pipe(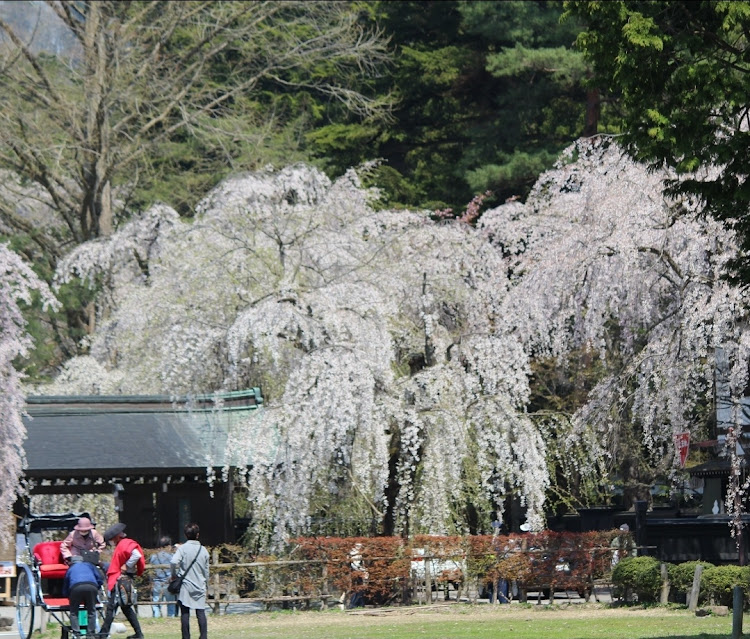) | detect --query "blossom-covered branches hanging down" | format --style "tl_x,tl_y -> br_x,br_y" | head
190,165 -> 549,543
0,243 -> 57,545
481,137 -> 747,494
47,163 -> 549,545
